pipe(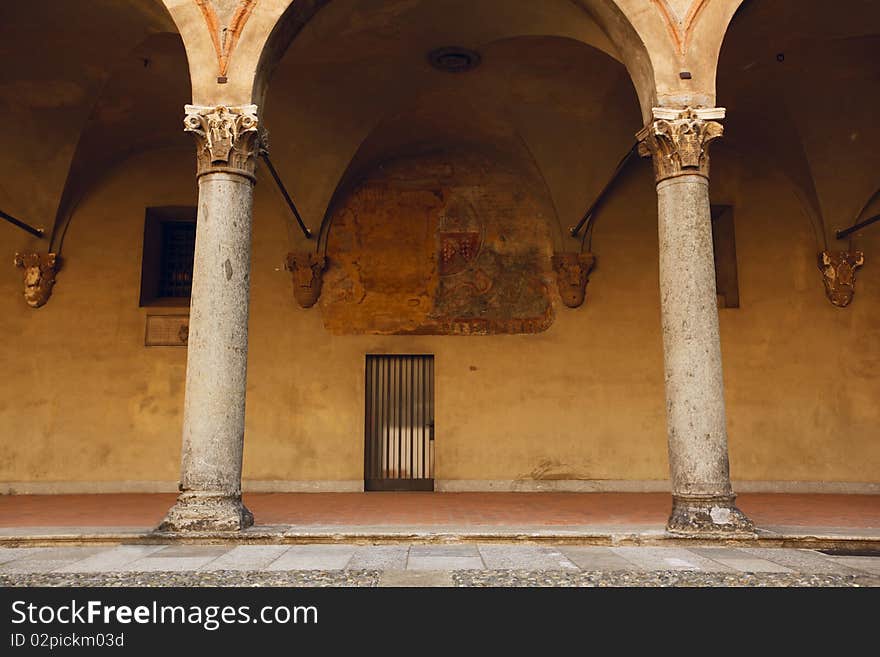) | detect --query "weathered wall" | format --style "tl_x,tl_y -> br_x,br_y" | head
1,0 -> 878,492
321,152 -> 558,336
0,148 -> 193,486
244,154 -> 669,486
711,150 -> 880,483
1,139 -> 879,489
